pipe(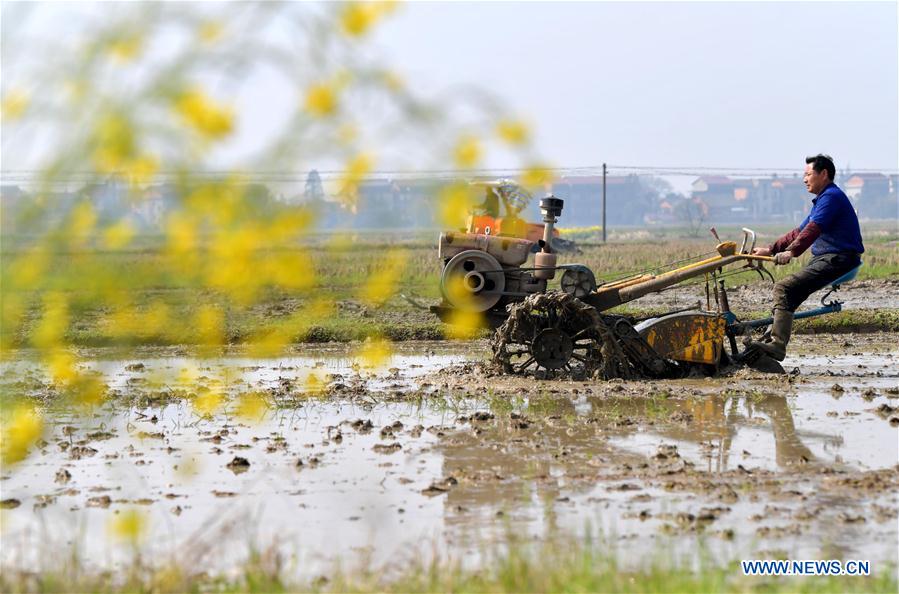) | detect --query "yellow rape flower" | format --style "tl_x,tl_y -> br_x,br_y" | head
337,123 -> 358,145
235,392 -> 267,422
454,135 -> 481,168
0,294 -> 25,354
72,376 -> 106,408
356,337 -> 393,369
107,35 -> 142,63
92,113 -> 136,173
193,391 -> 224,417
32,294 -> 69,349
174,88 -> 234,140
8,247 -> 49,289
269,209 -> 314,241
305,83 -> 338,117
108,509 -> 147,545
140,301 -> 170,339
358,249 -> 407,306
263,253 -> 316,291
69,201 -> 97,247
445,308 -> 486,340
437,182 -> 475,229
380,70 -> 404,93
1,405 -> 44,465
47,350 -> 78,384
521,164 -> 554,188
198,21 -> 224,44
303,372 -> 326,395
196,305 -> 225,347
166,213 -> 197,254
103,220 -> 136,250
496,119 -> 530,146
340,2 -> 391,37
1,89 -> 29,121
126,154 -> 159,186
